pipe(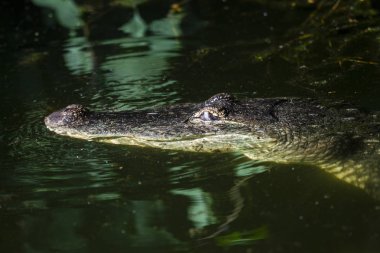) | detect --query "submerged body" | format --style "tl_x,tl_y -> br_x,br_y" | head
45,93 -> 380,199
